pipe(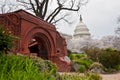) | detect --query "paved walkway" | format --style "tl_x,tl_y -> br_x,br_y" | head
101,73 -> 120,80
58,72 -> 120,80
